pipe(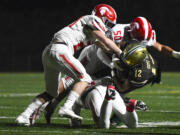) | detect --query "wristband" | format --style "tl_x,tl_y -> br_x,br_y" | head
172,51 -> 180,59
